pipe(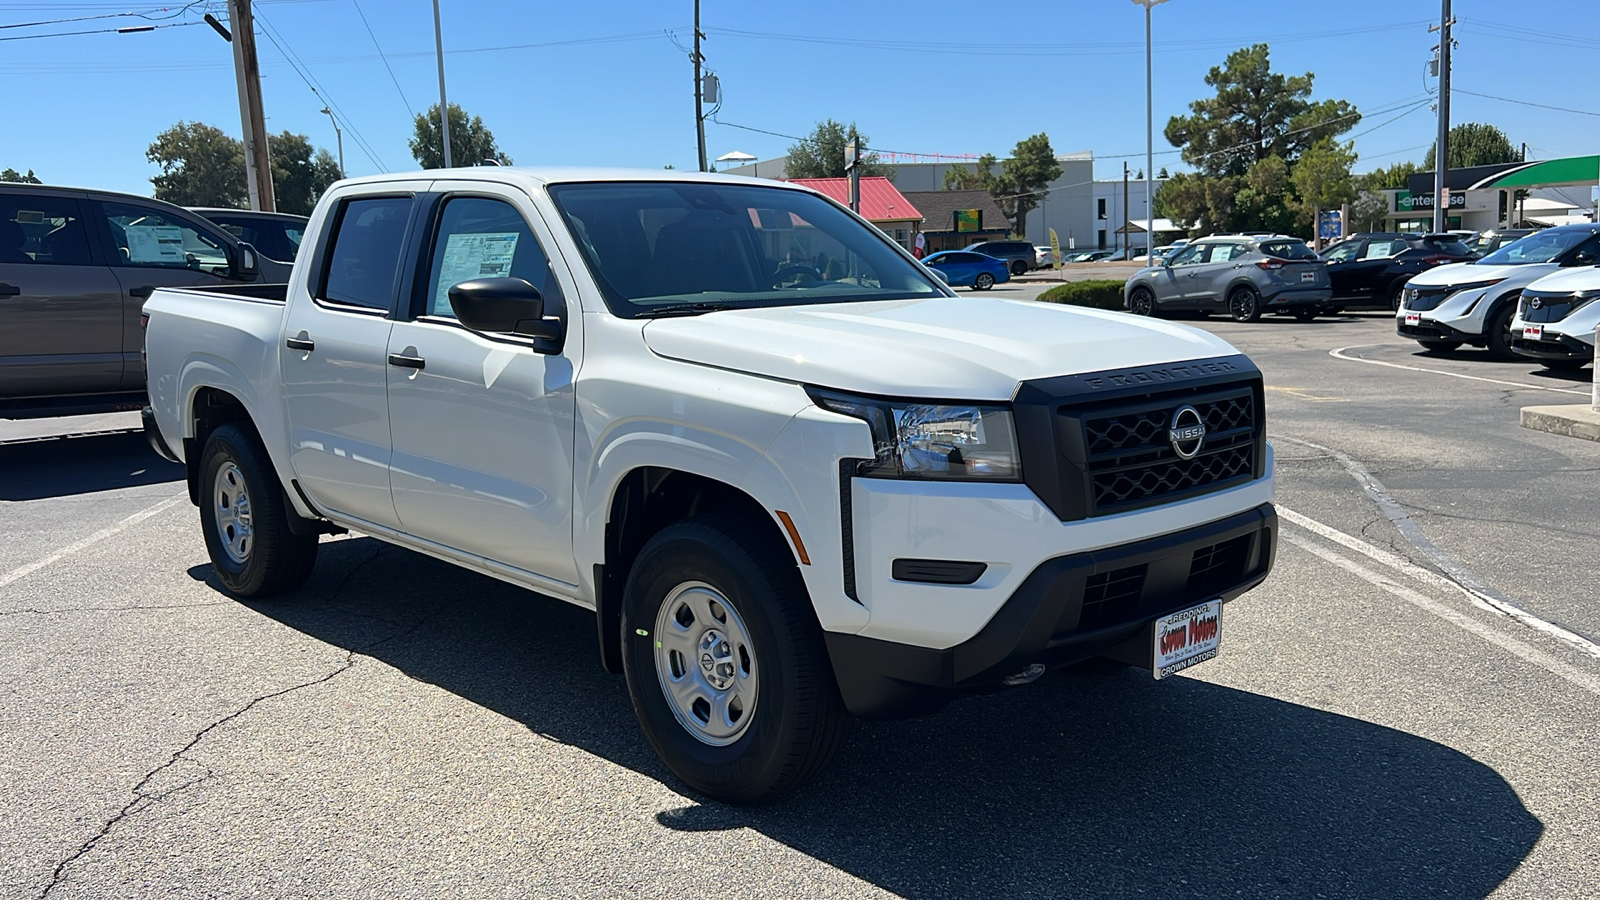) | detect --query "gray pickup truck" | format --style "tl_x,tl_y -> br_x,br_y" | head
0,183 -> 287,419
